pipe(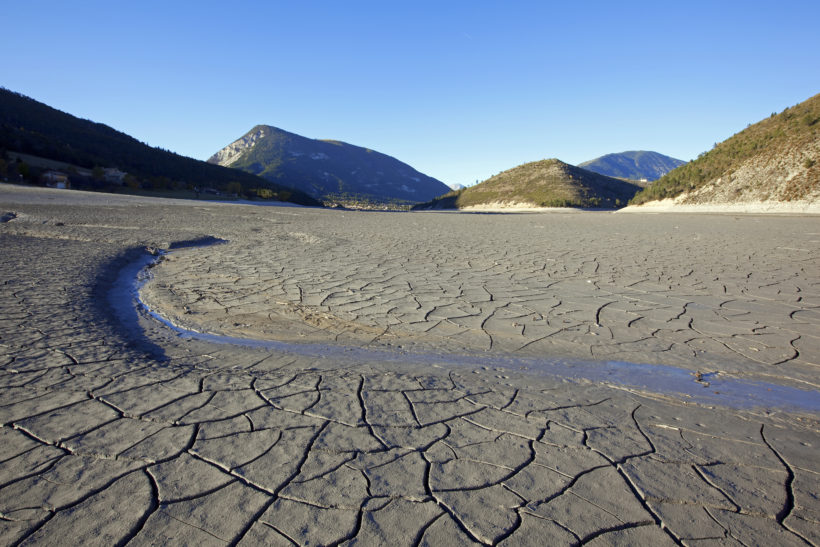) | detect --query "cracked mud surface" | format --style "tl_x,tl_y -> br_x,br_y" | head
142,204 -> 820,391
1,184 -> 819,545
